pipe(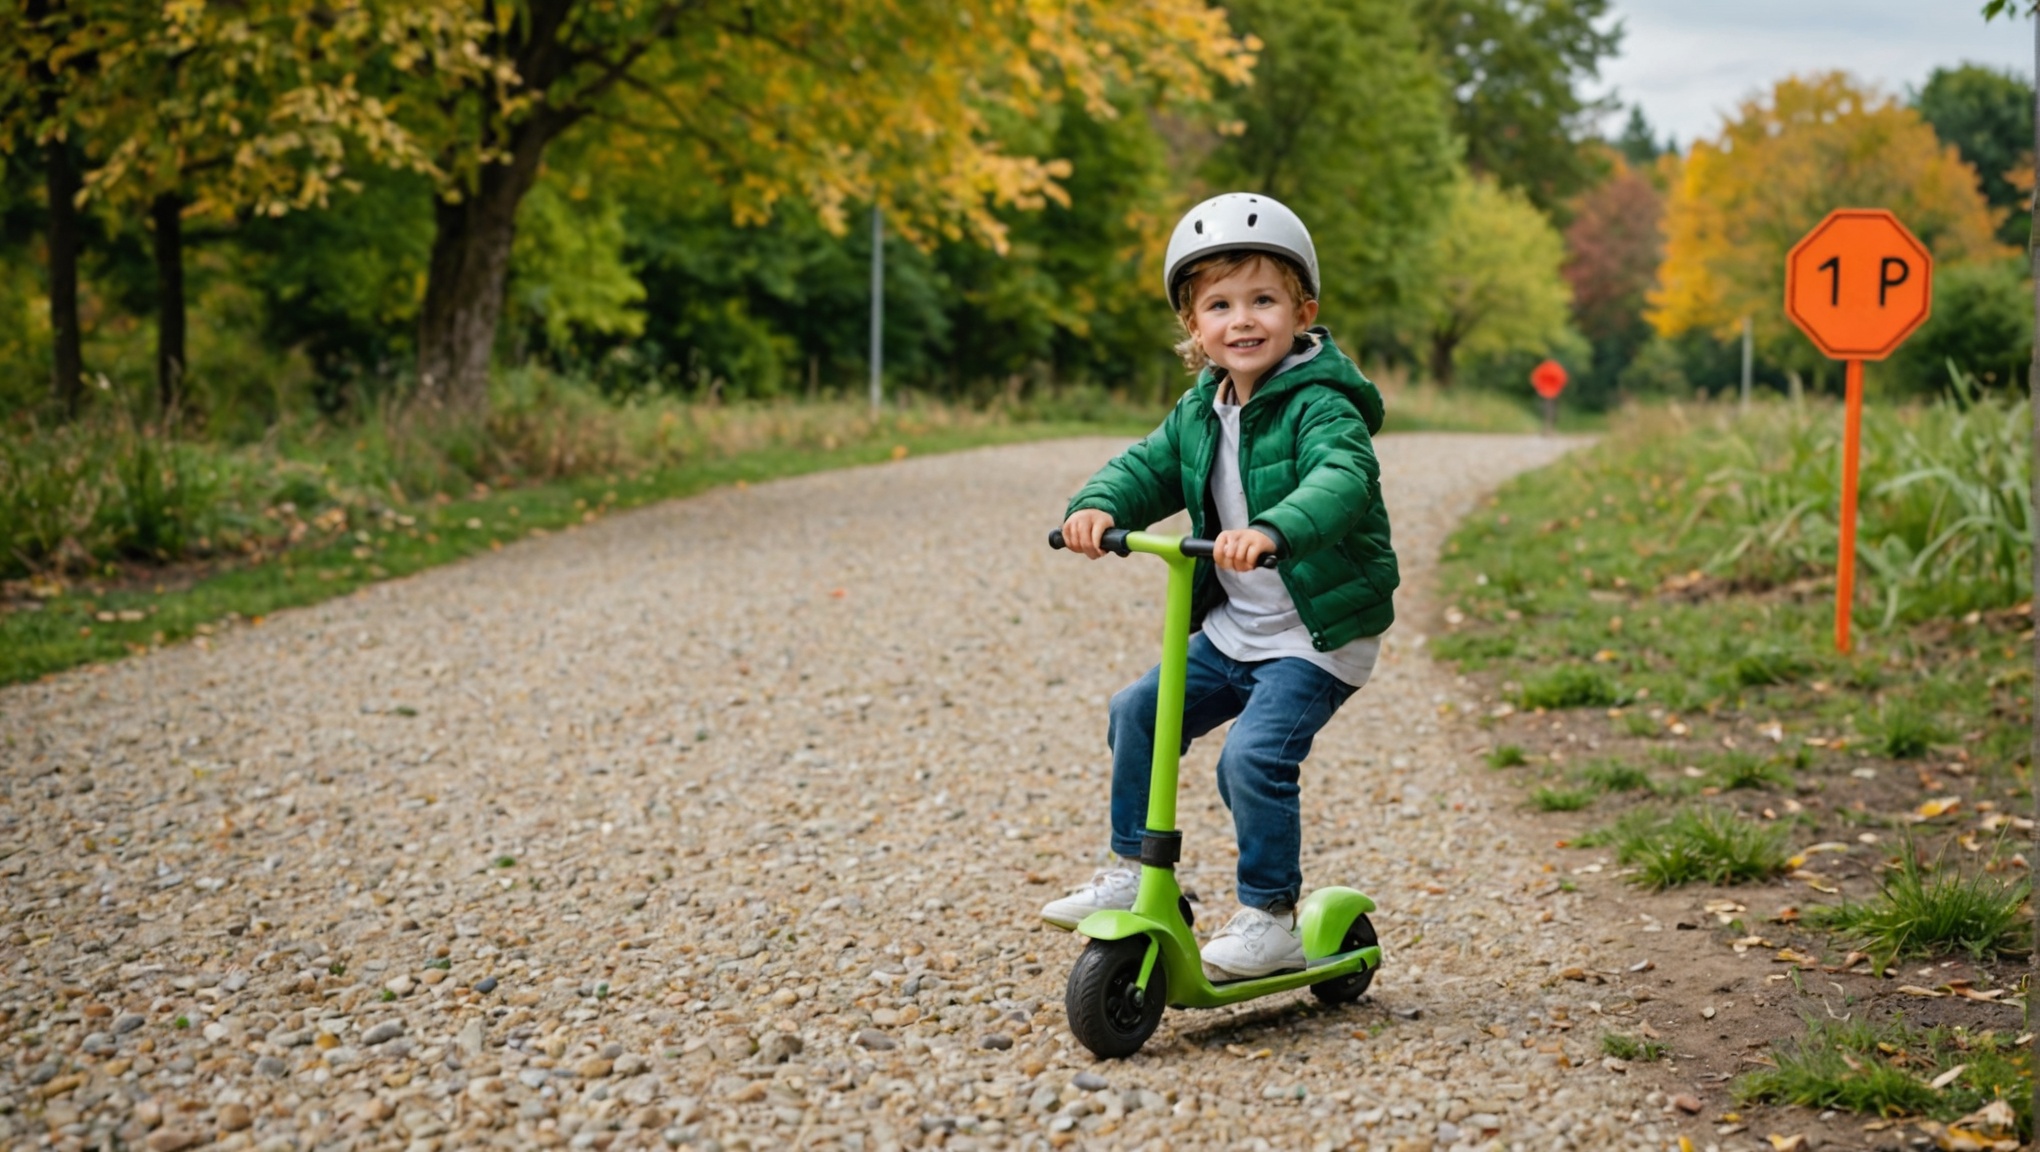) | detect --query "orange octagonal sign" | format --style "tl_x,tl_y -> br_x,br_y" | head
1784,209 -> 1933,361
